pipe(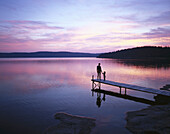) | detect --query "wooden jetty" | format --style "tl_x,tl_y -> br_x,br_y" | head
91,77 -> 170,97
